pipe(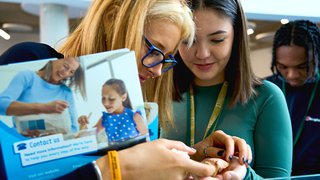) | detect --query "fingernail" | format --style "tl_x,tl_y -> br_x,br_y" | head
188,146 -> 197,152
229,155 -> 233,160
217,150 -> 225,156
242,156 -> 247,163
